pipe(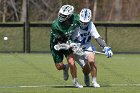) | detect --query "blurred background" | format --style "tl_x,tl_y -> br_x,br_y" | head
0,0 -> 140,53
0,0 -> 140,22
